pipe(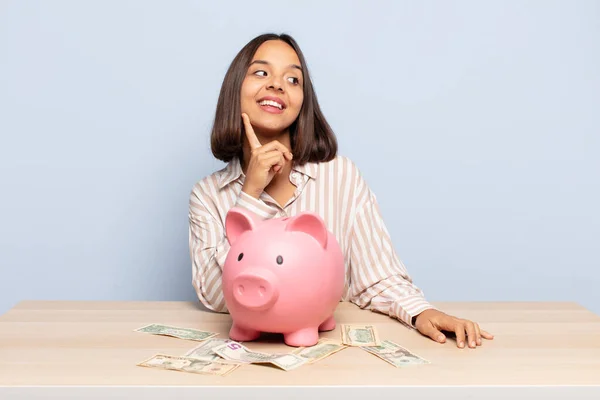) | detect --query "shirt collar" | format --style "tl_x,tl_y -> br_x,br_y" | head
292,160 -> 318,180
217,157 -> 243,189
217,157 -> 318,189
